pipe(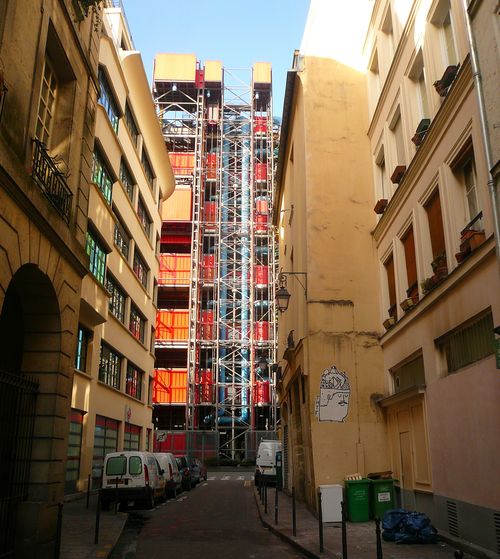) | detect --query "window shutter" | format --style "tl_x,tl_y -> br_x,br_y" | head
402,226 -> 417,289
385,254 -> 397,315
425,190 -> 446,258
